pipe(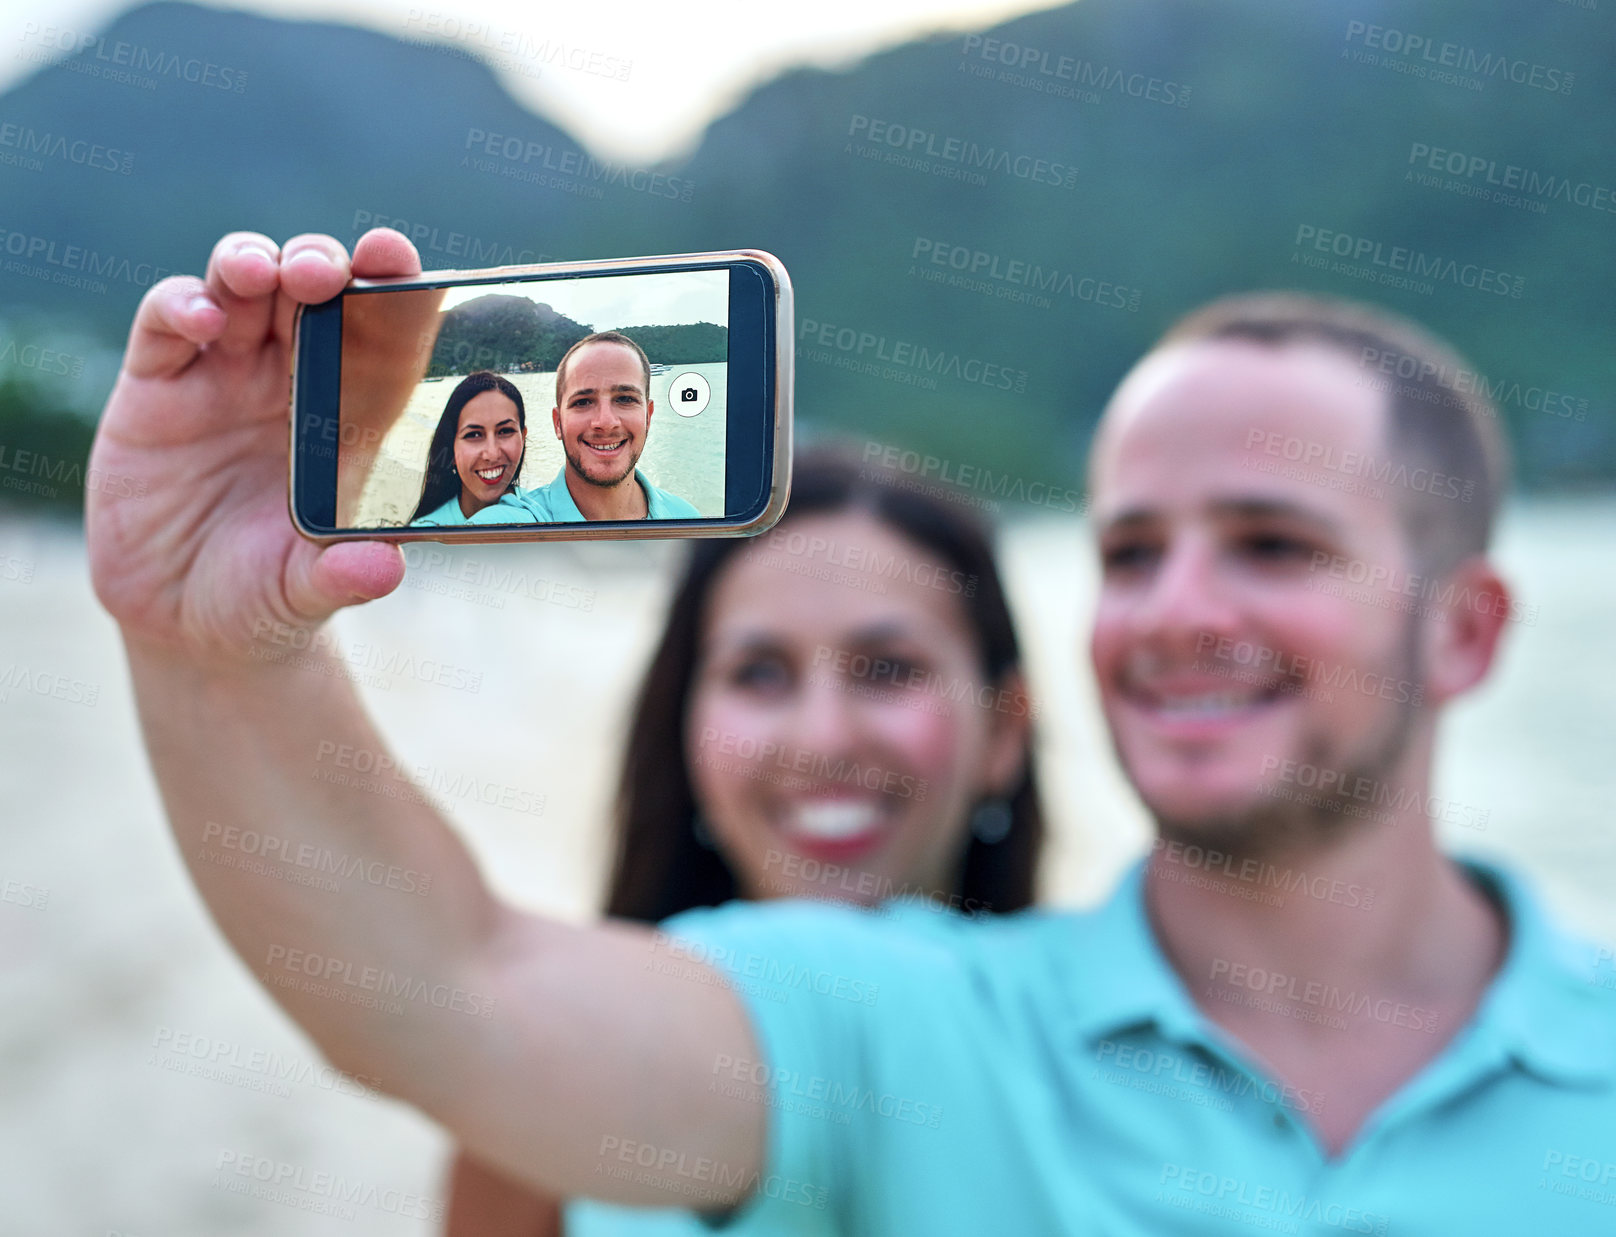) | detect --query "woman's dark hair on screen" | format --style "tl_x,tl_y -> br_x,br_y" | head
606,448 -> 1044,924
408,371 -> 527,523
